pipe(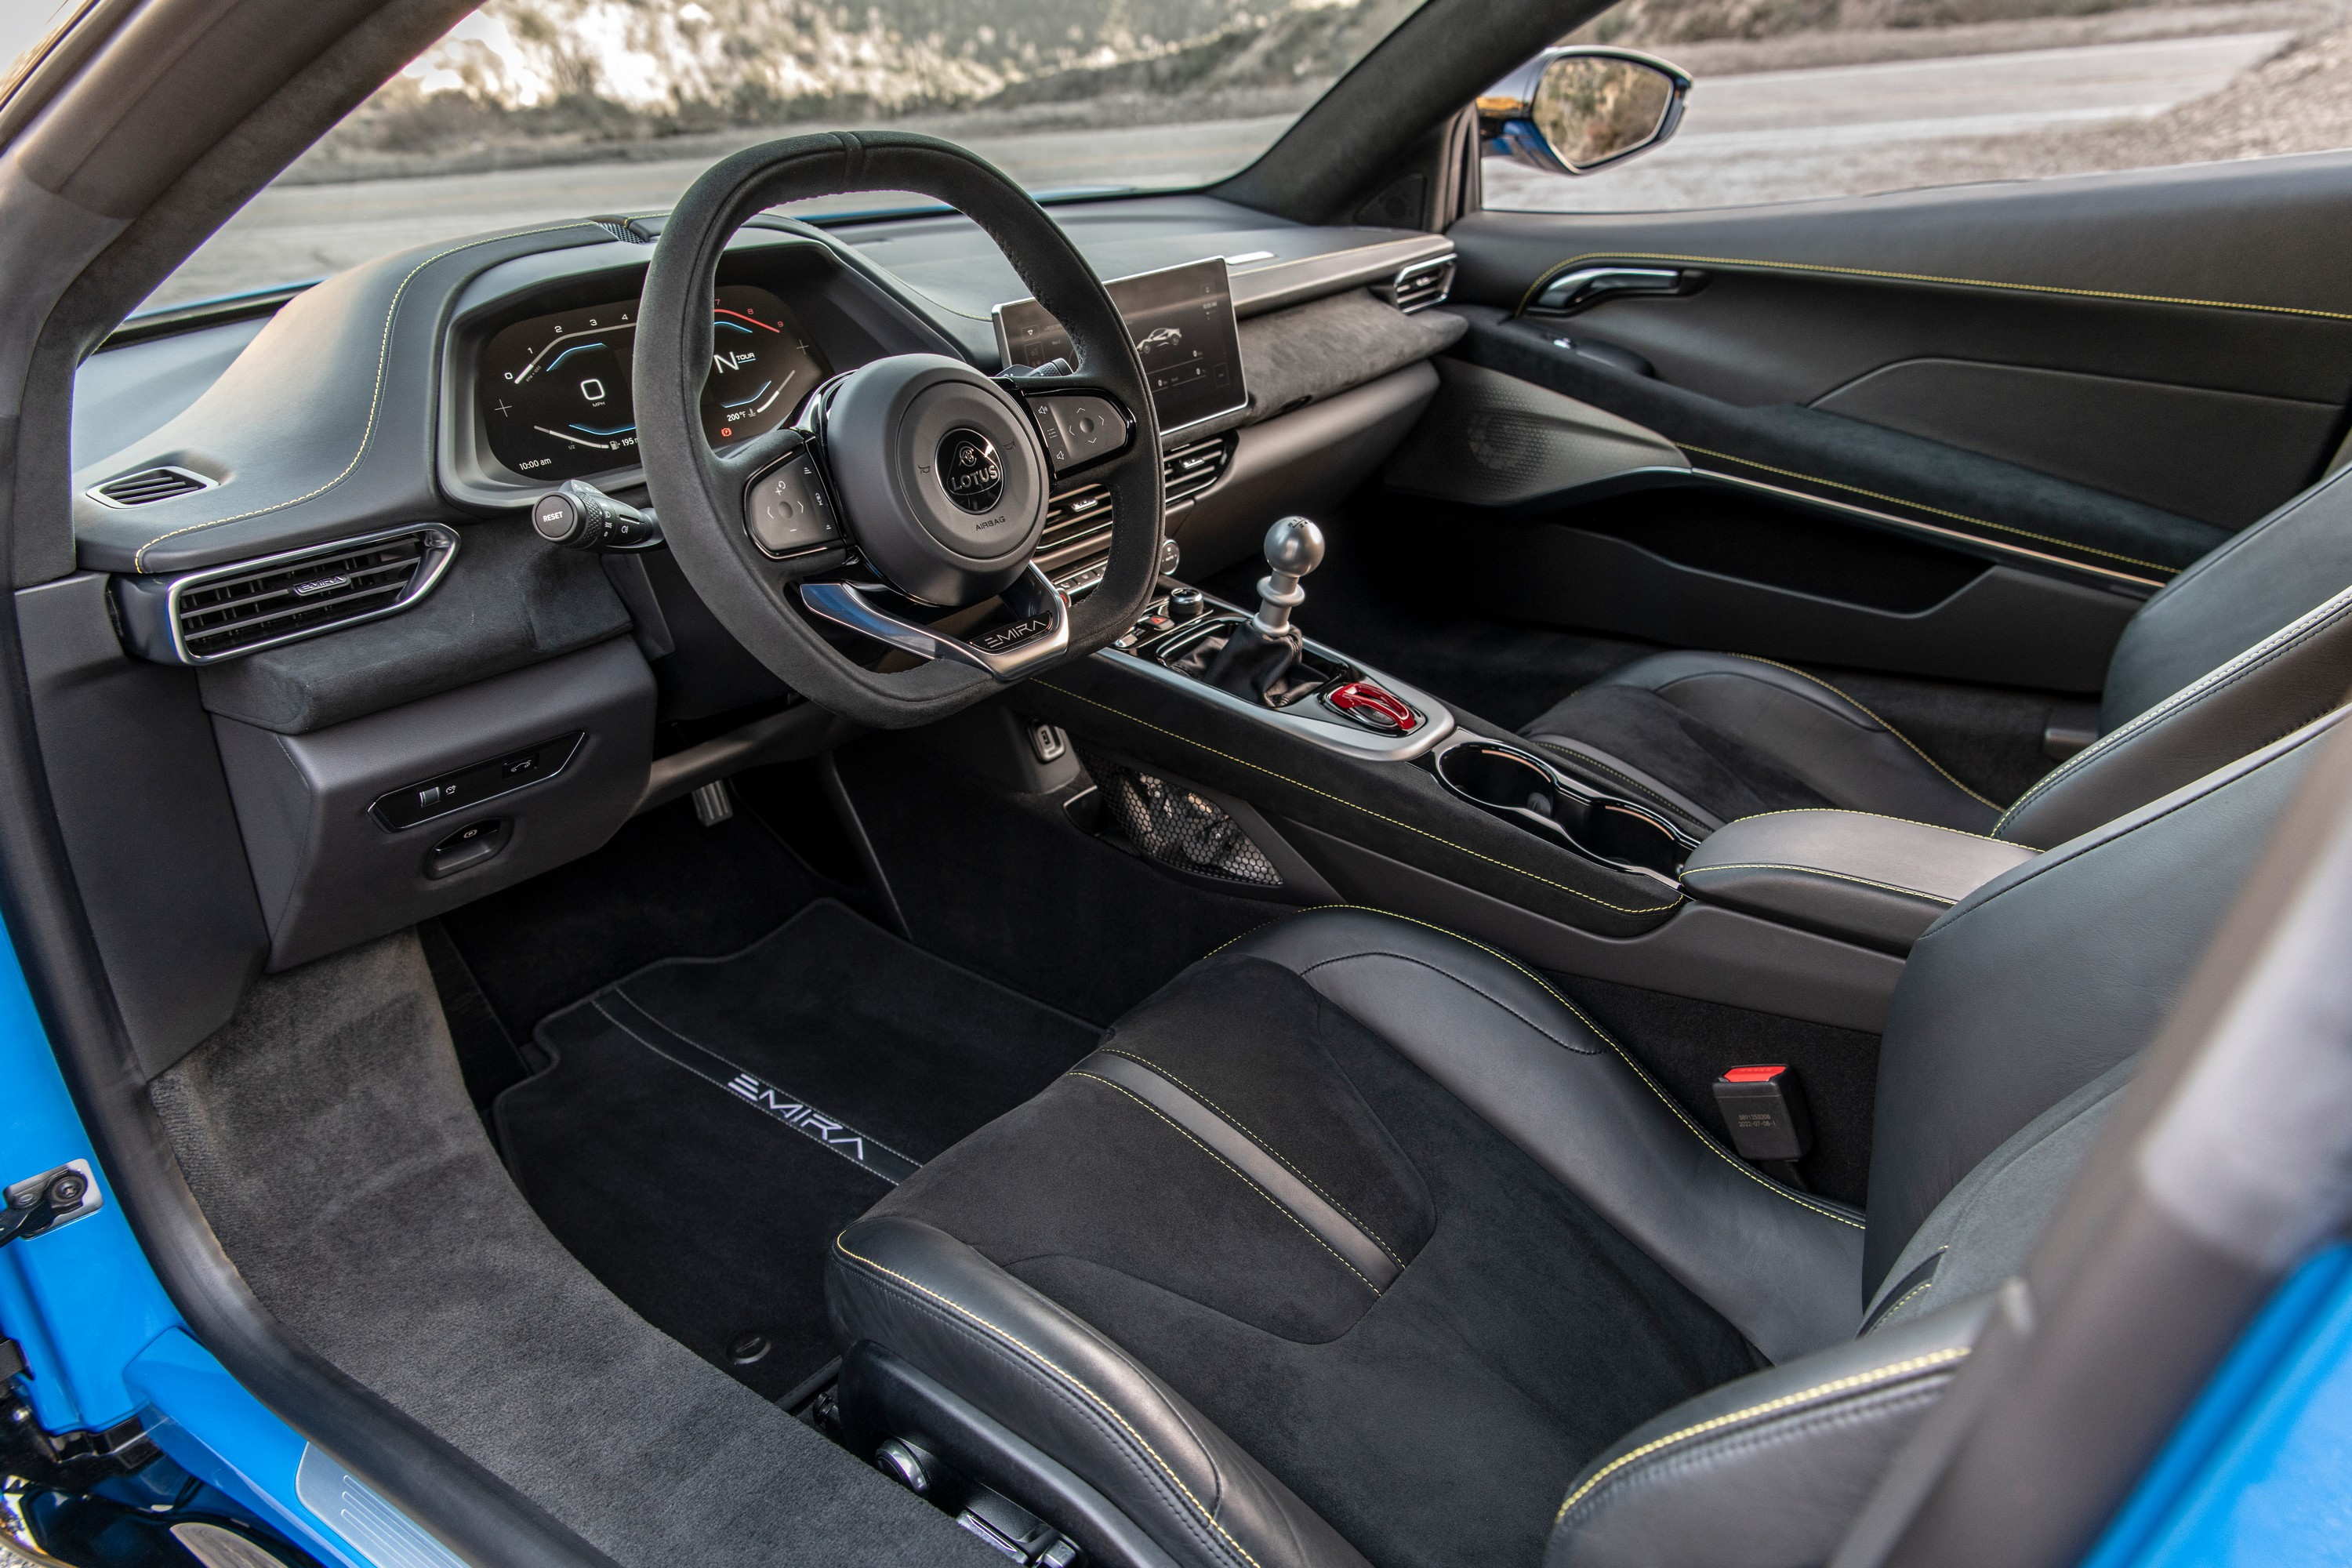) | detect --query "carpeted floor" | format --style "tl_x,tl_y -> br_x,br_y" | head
496,899 -> 1101,1399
